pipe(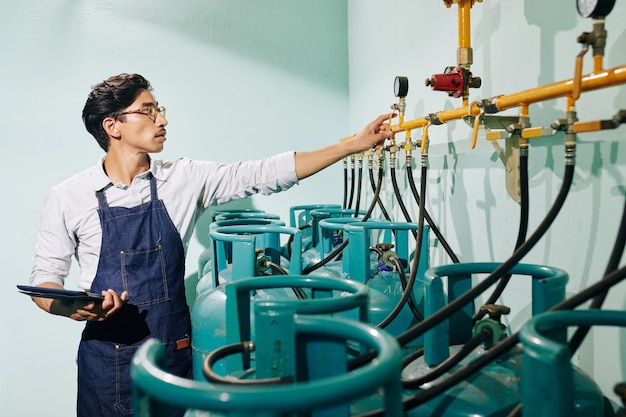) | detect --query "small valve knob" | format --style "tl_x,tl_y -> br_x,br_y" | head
479,304 -> 510,323
474,304 -> 510,348
469,76 -> 482,89
376,243 -> 394,252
